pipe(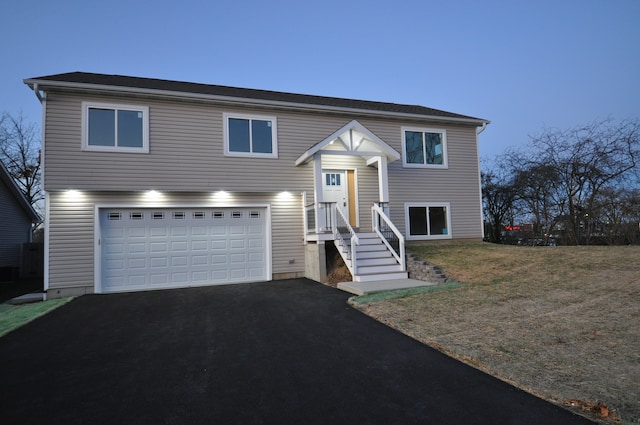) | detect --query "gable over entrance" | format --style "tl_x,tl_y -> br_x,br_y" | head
295,120 -> 400,166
